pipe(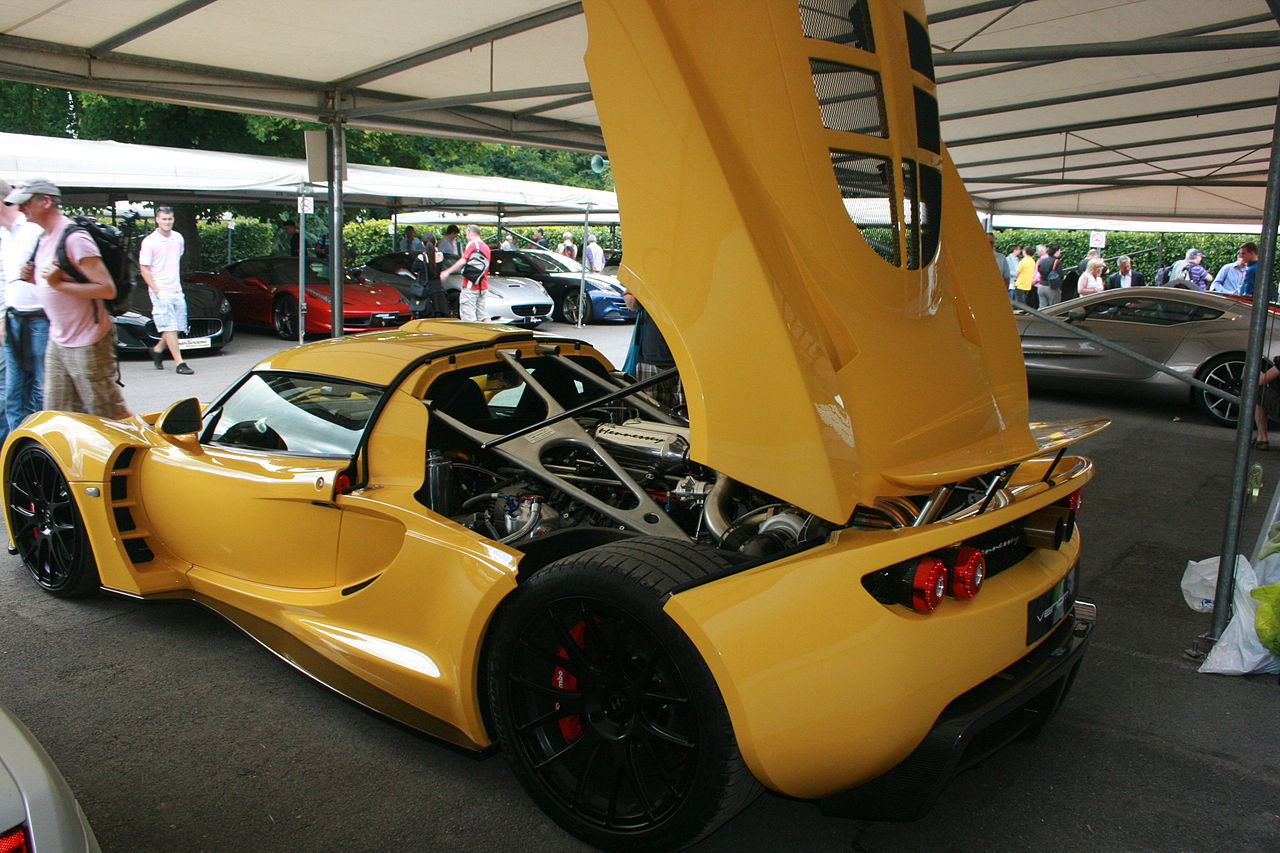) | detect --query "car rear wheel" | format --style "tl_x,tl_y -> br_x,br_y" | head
486,538 -> 760,851
561,289 -> 593,325
1195,354 -> 1246,427
272,295 -> 299,340
6,442 -> 99,597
